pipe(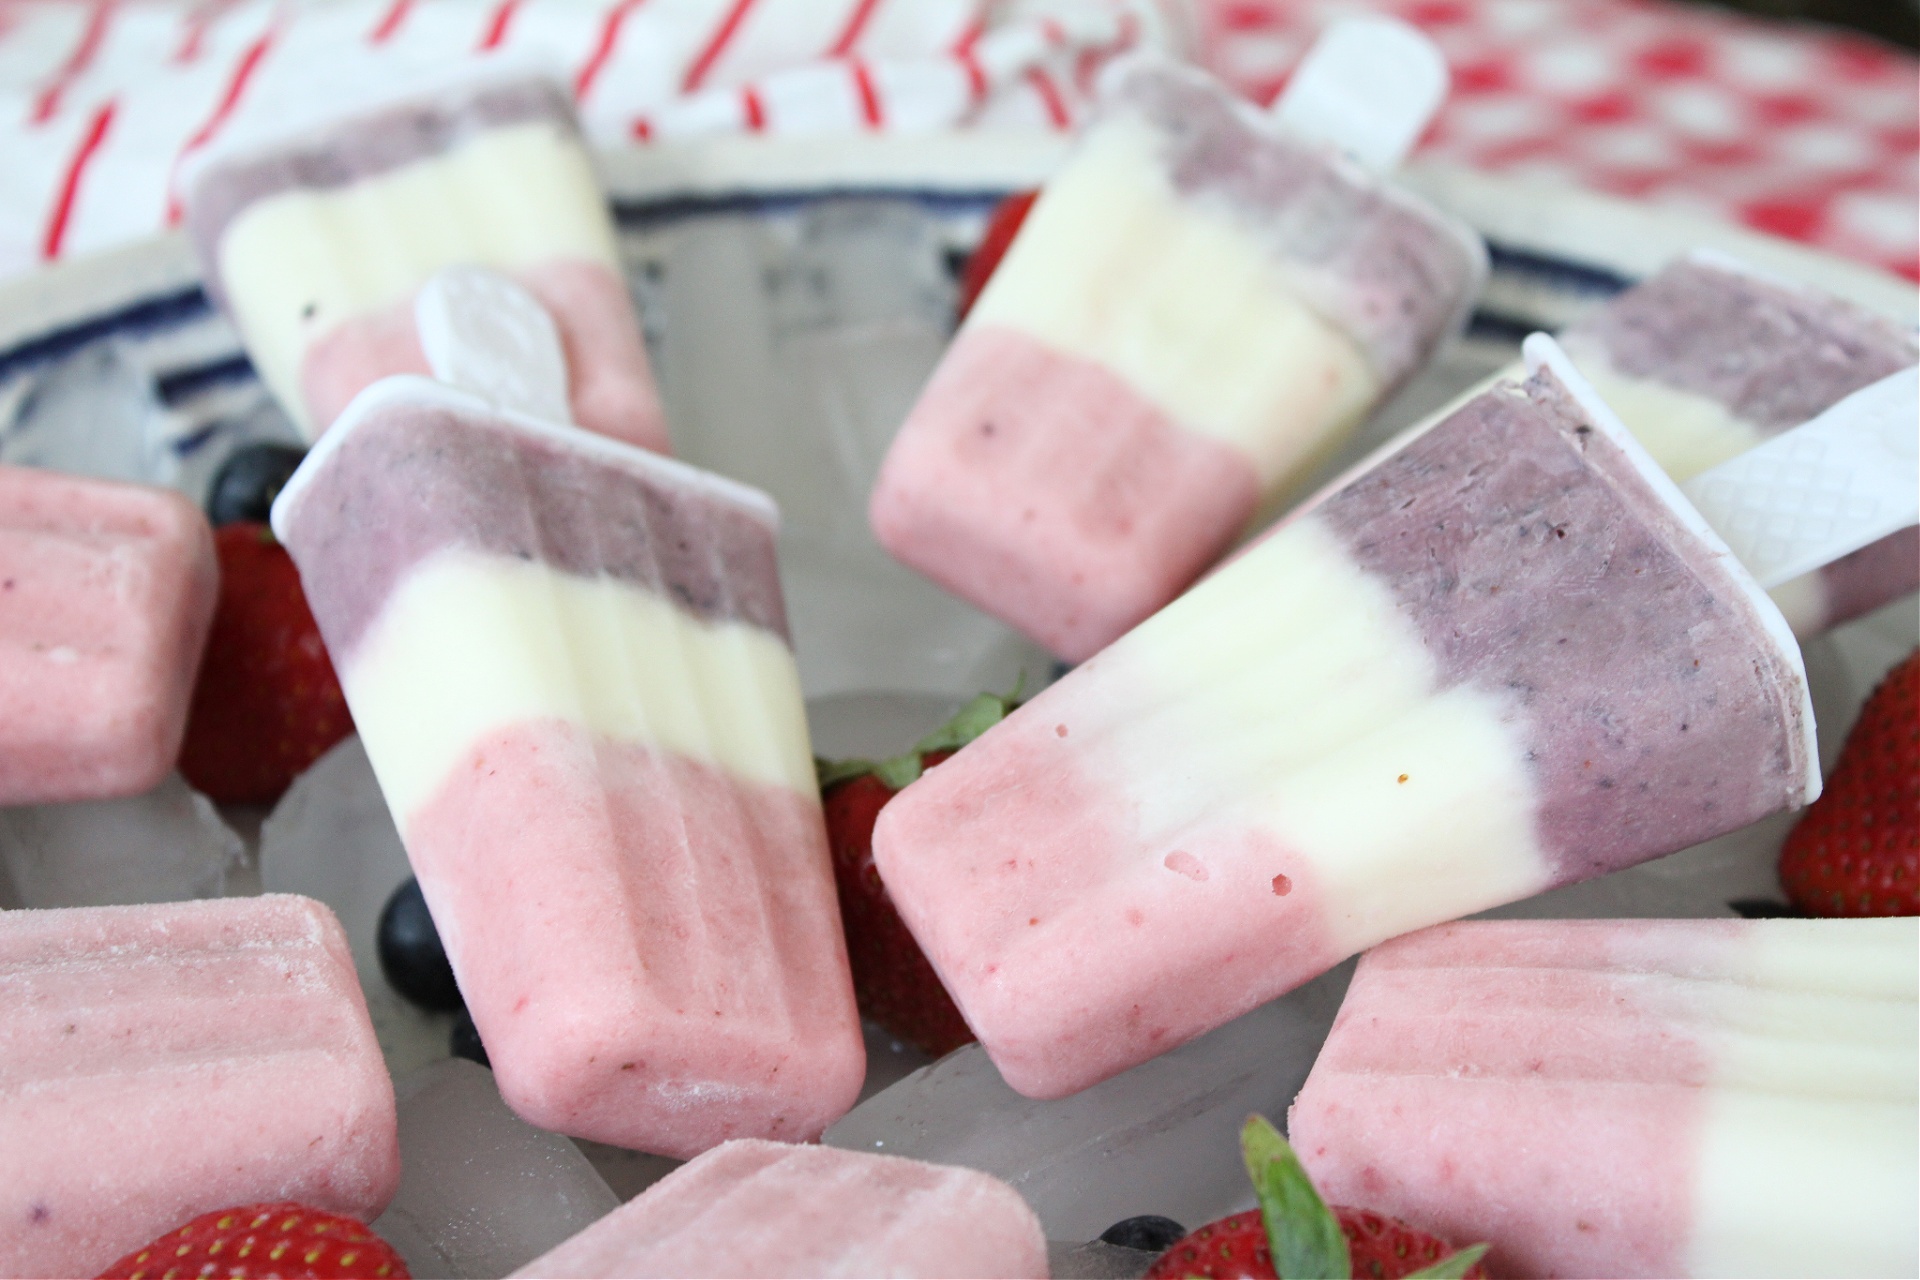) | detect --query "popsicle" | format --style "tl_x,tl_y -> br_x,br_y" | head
270,375 -> 864,1156
0,464 -> 218,806
1558,252 -> 1919,635
872,338 -> 1825,1100
870,22 -> 1486,661
511,1138 -> 1048,1279
183,73 -> 668,452
0,895 -> 399,1278
1288,917 -> 1920,1280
